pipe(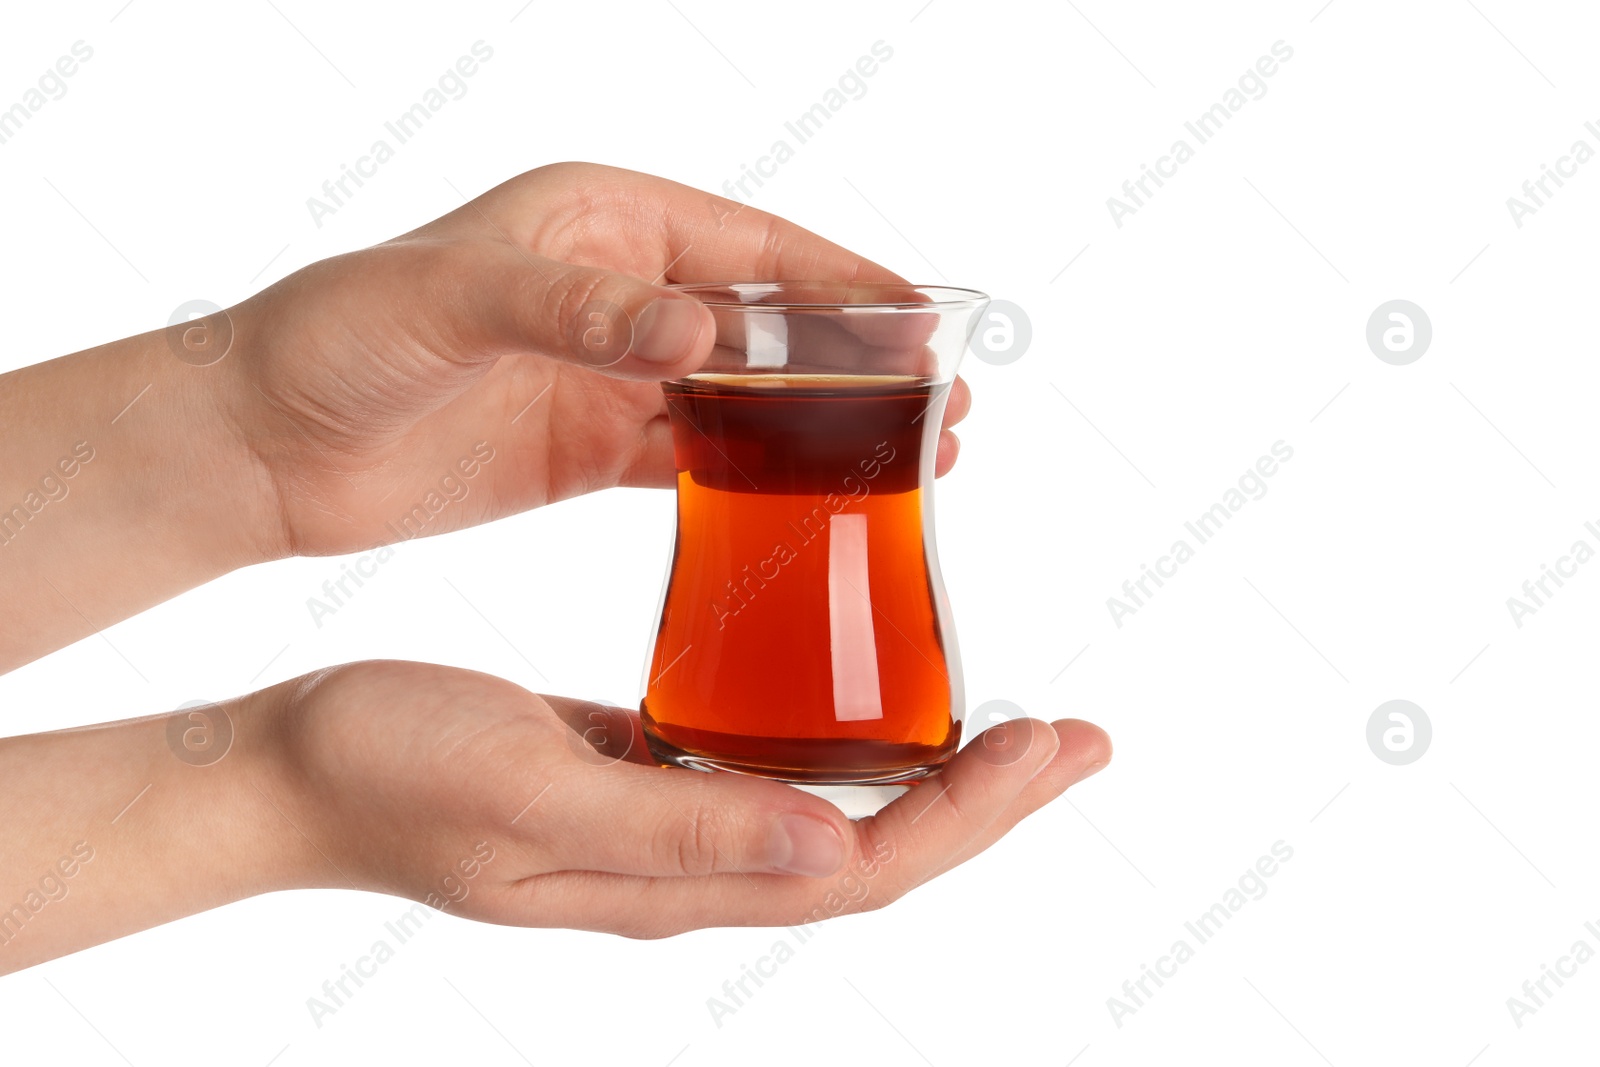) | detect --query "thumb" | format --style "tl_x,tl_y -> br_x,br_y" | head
476,244 -> 715,380
529,753 -> 855,880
